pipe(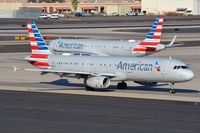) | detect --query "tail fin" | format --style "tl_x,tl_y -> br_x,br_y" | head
139,16 -> 164,47
26,20 -> 51,68
27,20 -> 50,54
